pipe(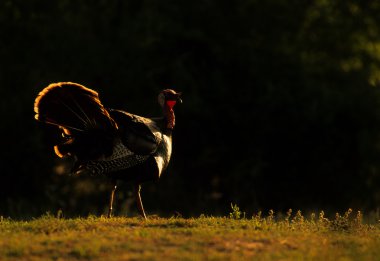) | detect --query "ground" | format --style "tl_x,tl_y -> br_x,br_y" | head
0,209 -> 379,260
